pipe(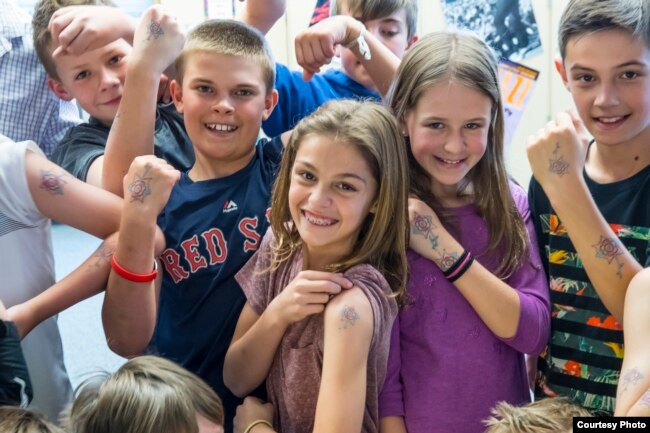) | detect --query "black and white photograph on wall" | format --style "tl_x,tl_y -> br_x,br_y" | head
441,0 -> 542,62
